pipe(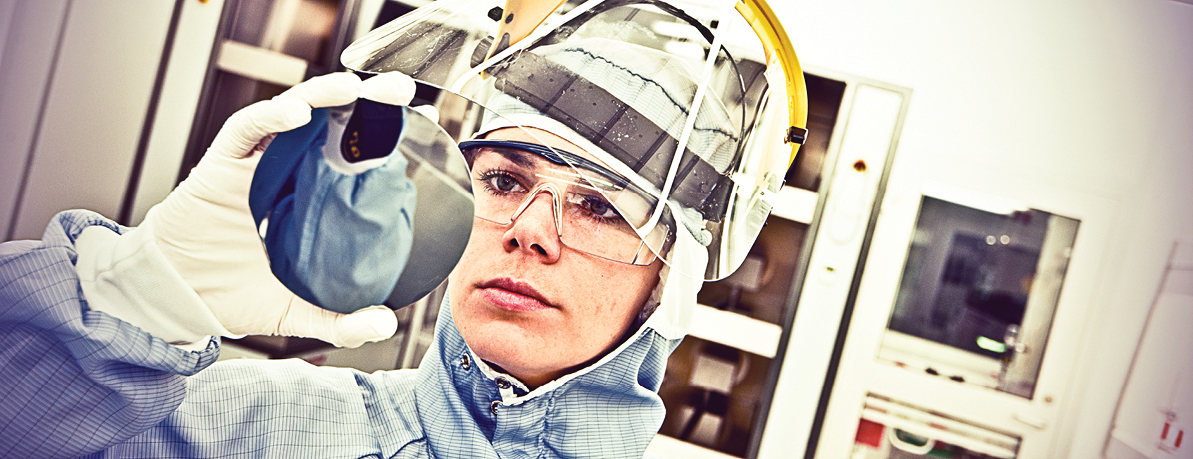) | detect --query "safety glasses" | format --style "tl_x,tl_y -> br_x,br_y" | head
460,139 -> 670,265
